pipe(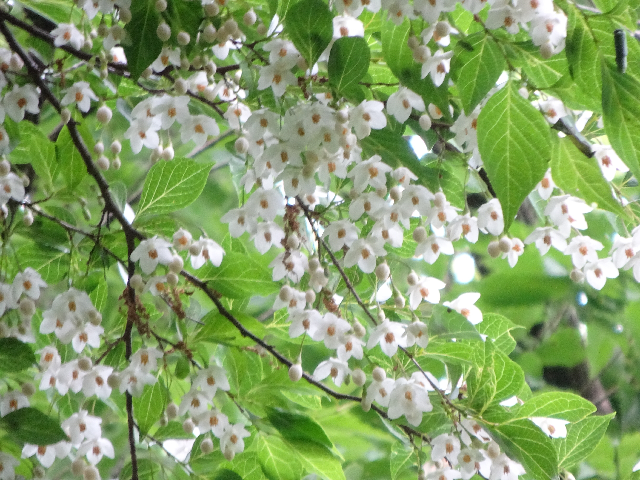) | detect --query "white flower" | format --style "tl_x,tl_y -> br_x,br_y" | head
270,249 -> 308,282
443,292 -> 482,325
4,84 -> 39,122
592,144 -> 628,181
124,116 -> 161,154
323,219 -> 360,251
344,236 -> 387,273
193,364 -> 231,397
530,417 -> 570,438
194,409 -> 229,437
151,95 -> 190,129
0,390 -> 29,417
524,227 -> 567,255
408,276 -> 446,310
564,235 -> 603,268
61,81 -> 98,112
0,283 -> 15,317
399,185 -> 434,217
81,365 -> 113,399
583,258 -> 618,290
263,39 -> 300,63
536,168 -> 555,199
77,437 -> 115,465
220,423 -> 251,457
151,46 -> 181,72
349,192 -> 386,220
257,59 -> 297,97
130,236 -> 173,274
489,453 -> 525,480
387,377 -> 433,426
119,365 -> 158,397
364,377 -> 396,408
181,115 -> 220,147
179,389 -> 212,417
537,97 -> 569,124
405,321 -> 429,348
332,15 -> 364,38
415,235 -> 454,264
173,228 -> 193,251
477,198 -> 504,236
51,23 -> 84,49
311,313 -> 352,350
62,410 -> 102,446
190,237 -> 225,268
336,334 -> 364,361
502,237 -> 524,267
313,357 -> 351,386
221,206 -> 258,238
366,319 -> 407,356
387,87 -> 425,123
431,433 -> 461,465
254,221 -> 285,254
22,442 -> 69,468
246,187 -> 284,222
350,100 -> 387,139
458,447 -> 487,479
12,267 -> 47,300
130,348 -> 163,373
447,214 -> 479,243
348,155 -> 392,193
0,452 -> 19,480
289,309 -> 323,338
422,49 -> 453,86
